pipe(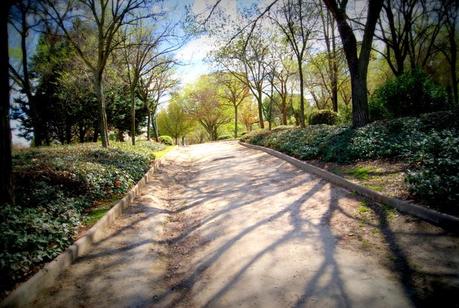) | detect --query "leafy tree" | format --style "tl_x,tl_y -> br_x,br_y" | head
270,0 -> 318,127
42,0 -> 156,147
157,95 -> 192,144
217,72 -> 250,138
185,75 -> 231,141
239,100 -> 259,132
